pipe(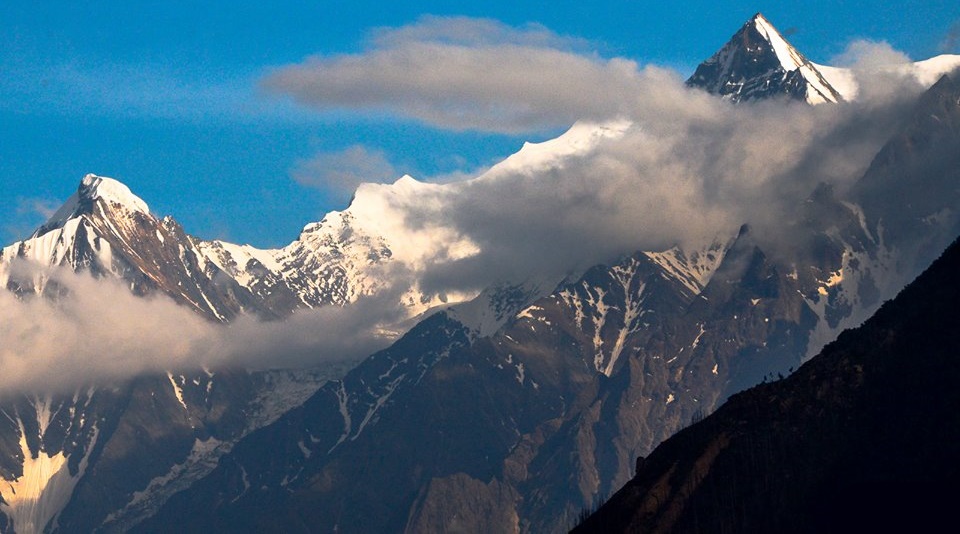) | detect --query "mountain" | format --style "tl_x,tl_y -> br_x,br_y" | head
137,215 -> 882,532
0,118 -> 631,533
850,74 -> 960,270
573,233 -> 960,534
2,119 -> 638,326
0,369 -> 339,533
686,13 -> 843,104
3,14 -> 960,534
685,13 -> 960,104
1,174 -> 298,321
0,175 -> 358,532
139,77 -> 960,534
0,173 -> 427,322
570,73 -> 960,534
